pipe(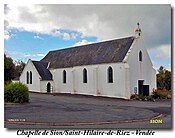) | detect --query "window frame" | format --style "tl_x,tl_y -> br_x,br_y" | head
30,71 -> 32,84
83,68 -> 87,83
27,71 -> 29,84
108,66 -> 113,83
139,50 -> 142,62
63,70 -> 66,84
